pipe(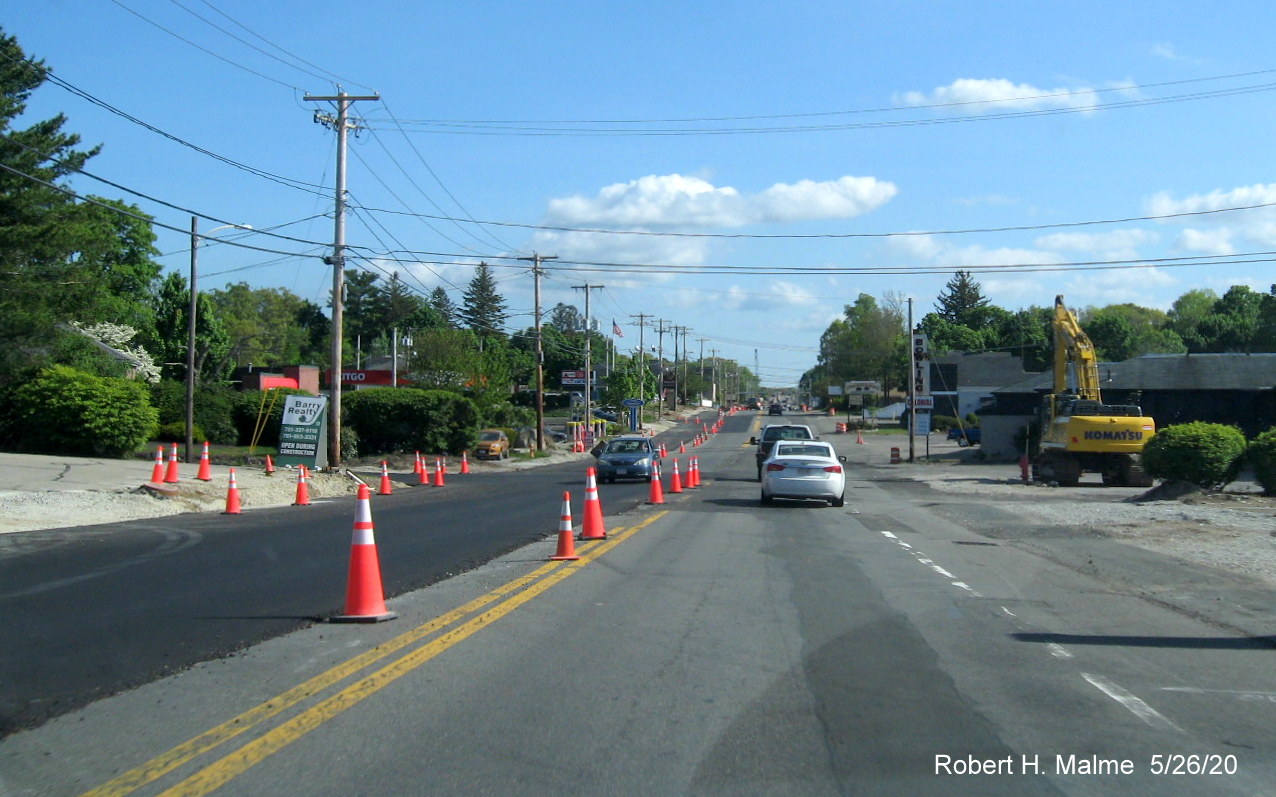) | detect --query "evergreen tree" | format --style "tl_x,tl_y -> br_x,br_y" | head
934,270 -> 993,328
342,269 -> 381,344
461,262 -> 508,339
428,287 -> 461,328
547,302 -> 584,332
0,29 -> 162,379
